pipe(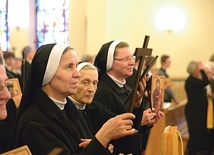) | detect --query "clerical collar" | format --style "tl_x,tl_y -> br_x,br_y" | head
49,97 -> 67,110
107,73 -> 126,88
68,96 -> 86,110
